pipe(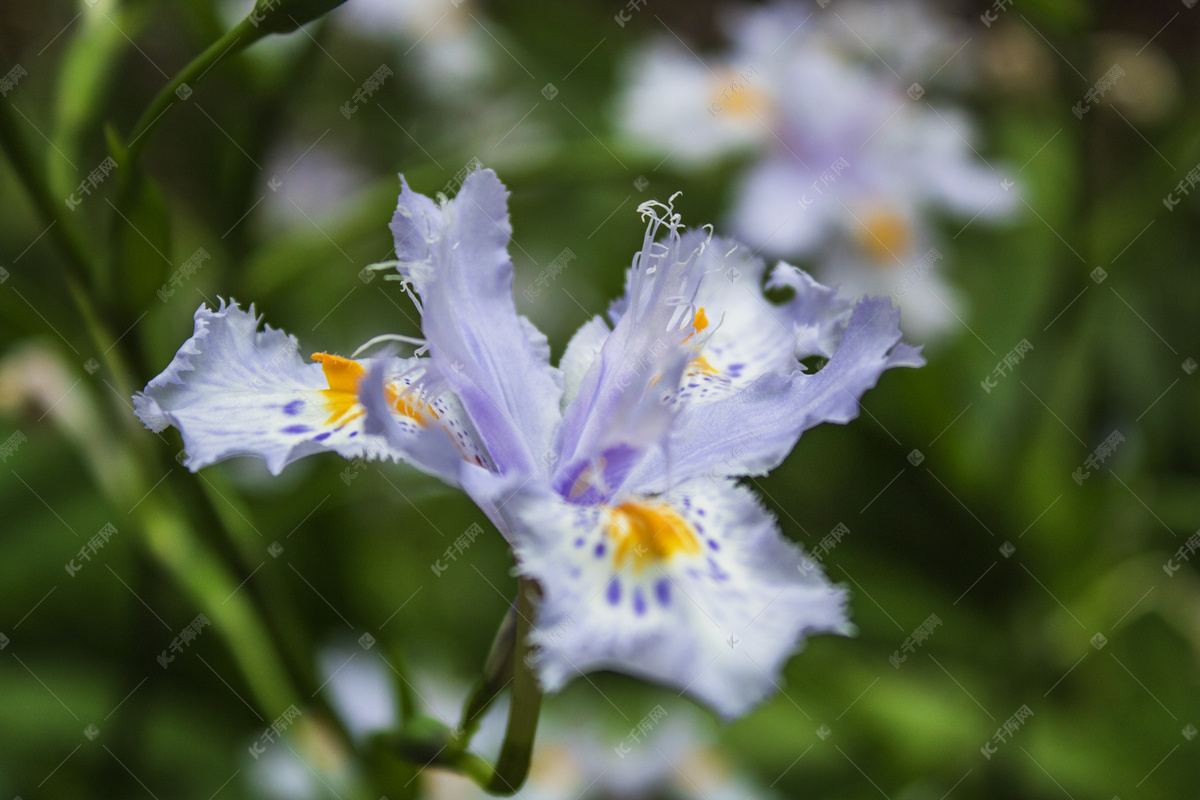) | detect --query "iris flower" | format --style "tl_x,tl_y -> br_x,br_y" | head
617,0 -> 1019,338
135,168 -> 921,719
